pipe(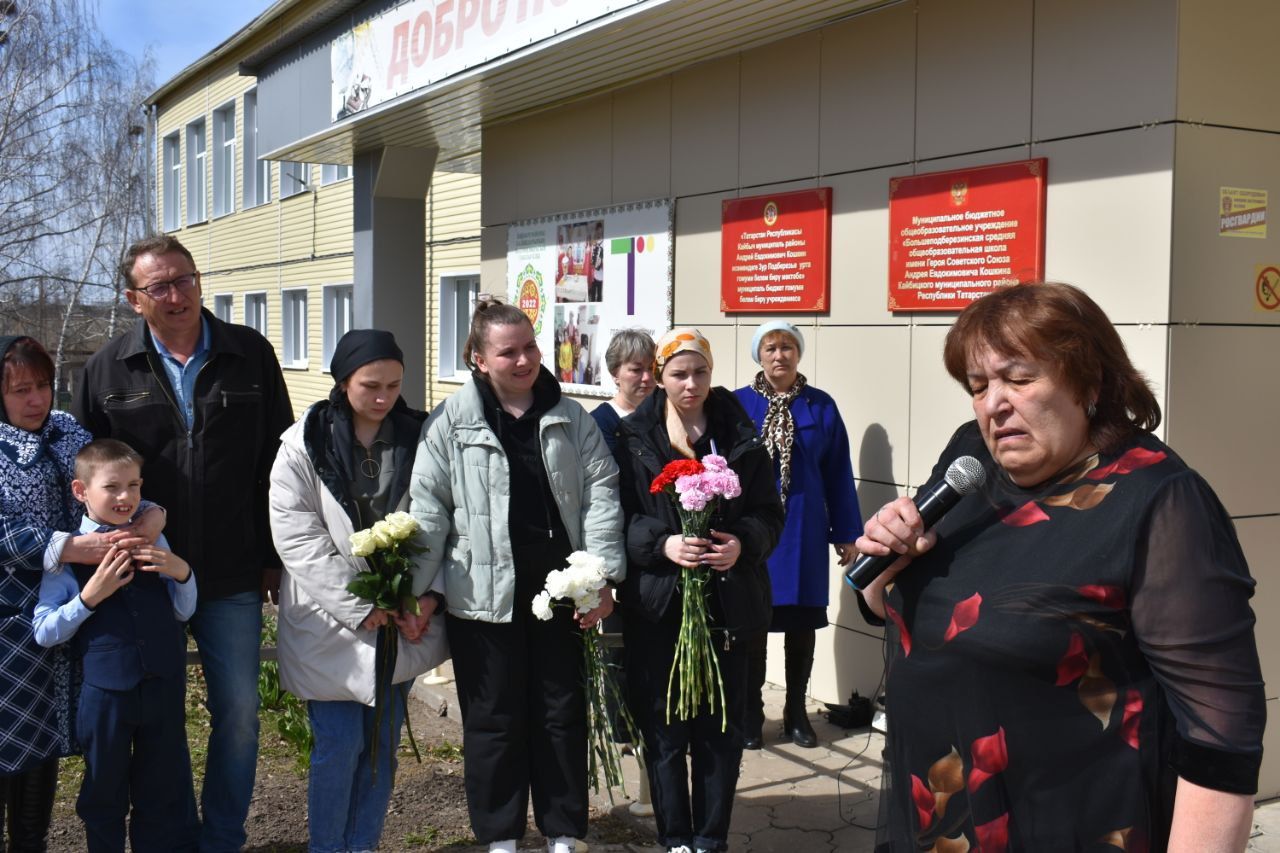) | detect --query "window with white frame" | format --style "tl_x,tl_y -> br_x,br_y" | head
244,292 -> 268,336
243,90 -> 271,208
212,103 -> 235,217
281,289 -> 308,368
438,274 -> 480,379
213,294 -> 233,323
162,133 -> 181,231
281,162 -> 309,198
186,119 -> 207,223
320,163 -> 351,185
322,284 -> 353,371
